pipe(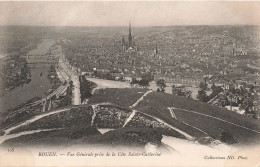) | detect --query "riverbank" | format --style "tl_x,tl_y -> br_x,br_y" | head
0,54 -> 31,91
0,39 -> 56,114
0,66 -> 52,114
